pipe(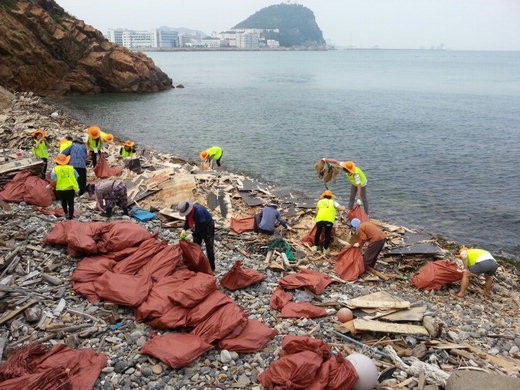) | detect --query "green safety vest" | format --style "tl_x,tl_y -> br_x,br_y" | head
87,137 -> 102,151
55,165 -> 79,191
207,146 -> 223,160
33,140 -> 48,158
315,198 -> 336,223
59,140 -> 72,152
467,249 -> 493,267
346,167 -> 367,186
121,148 -> 134,157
